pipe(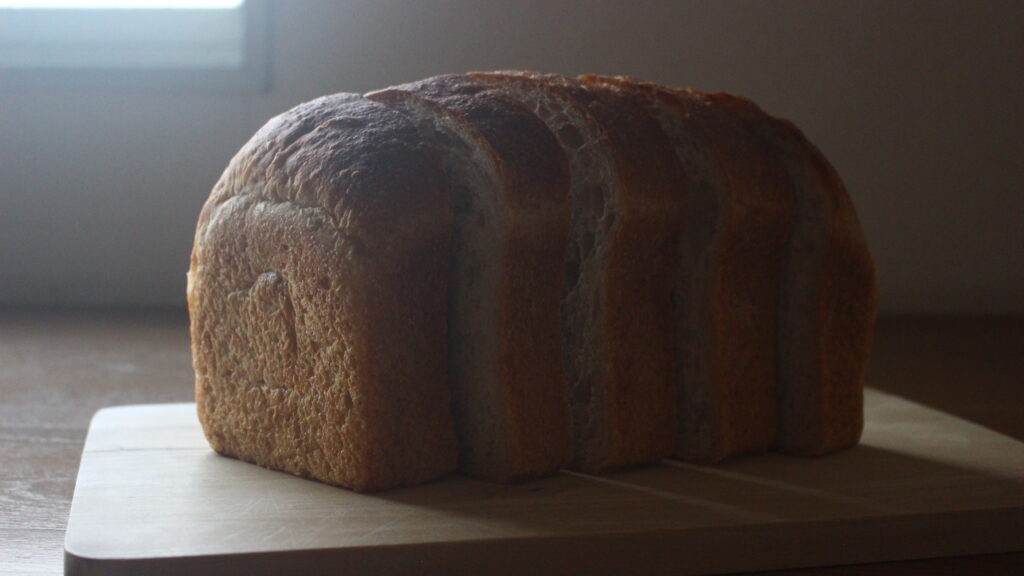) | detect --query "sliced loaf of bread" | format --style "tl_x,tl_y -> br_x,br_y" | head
191,73 -> 878,493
